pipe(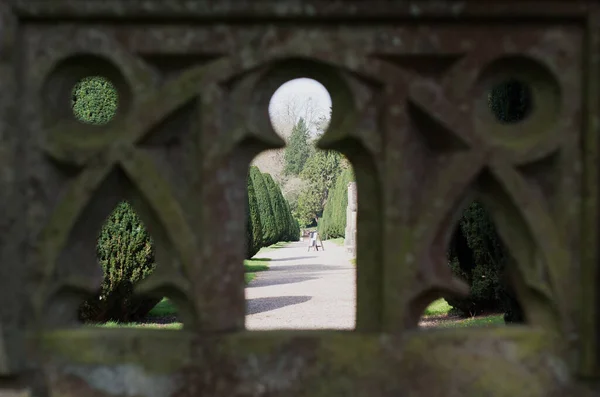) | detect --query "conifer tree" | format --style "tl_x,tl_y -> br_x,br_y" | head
262,173 -> 287,242
246,170 -> 263,258
283,118 -> 312,176
250,166 -> 278,245
318,167 -> 354,239
79,202 -> 159,322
